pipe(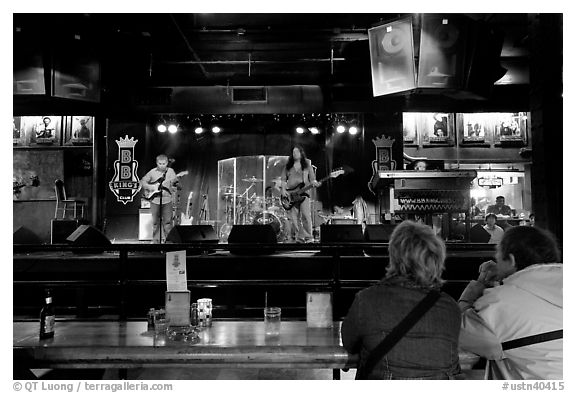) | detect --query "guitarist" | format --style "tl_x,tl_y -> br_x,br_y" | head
281,146 -> 321,243
140,154 -> 179,244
